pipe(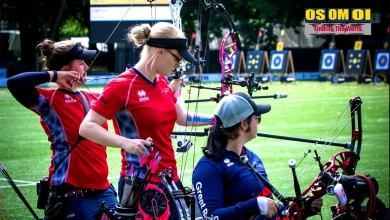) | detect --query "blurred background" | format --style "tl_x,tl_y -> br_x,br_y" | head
0,0 -> 389,80
0,1 -> 389,219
